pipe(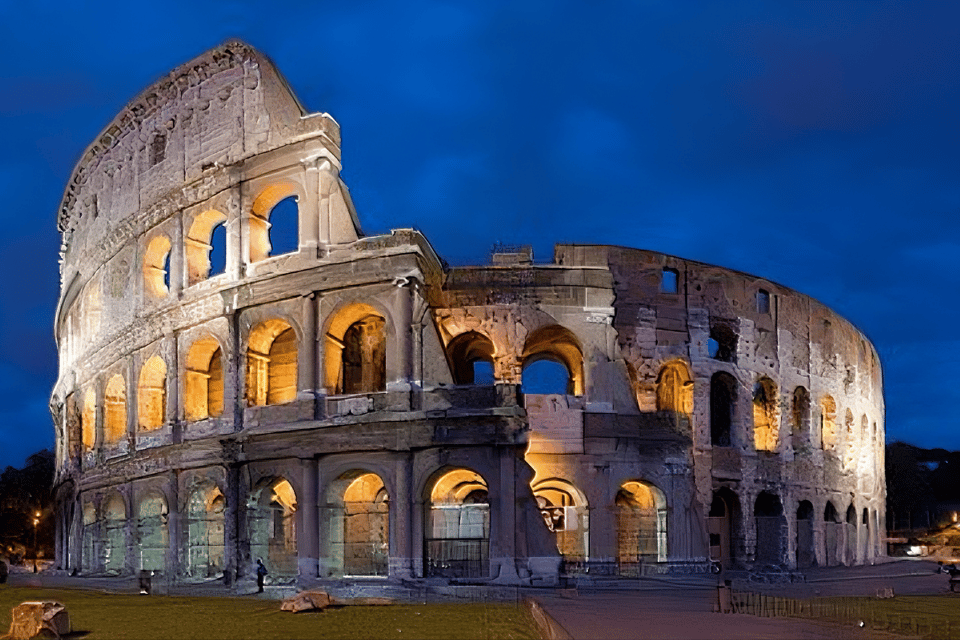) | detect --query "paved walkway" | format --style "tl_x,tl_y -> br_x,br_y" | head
531,560 -> 943,640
